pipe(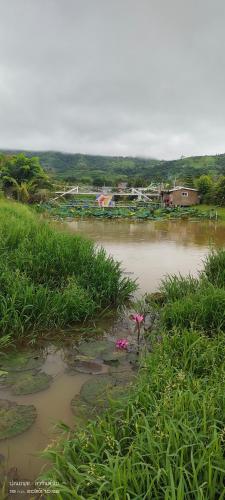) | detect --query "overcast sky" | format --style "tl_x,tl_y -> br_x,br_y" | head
0,0 -> 224,160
